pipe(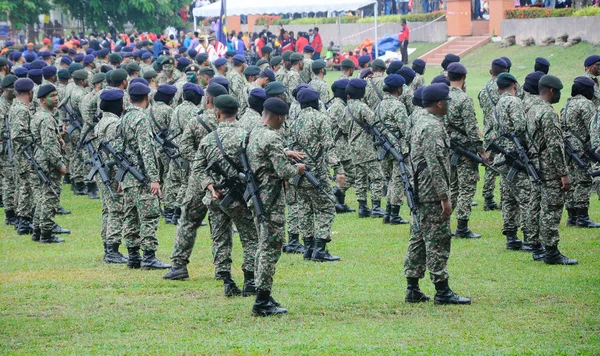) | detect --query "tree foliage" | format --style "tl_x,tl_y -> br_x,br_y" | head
0,0 -> 51,30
